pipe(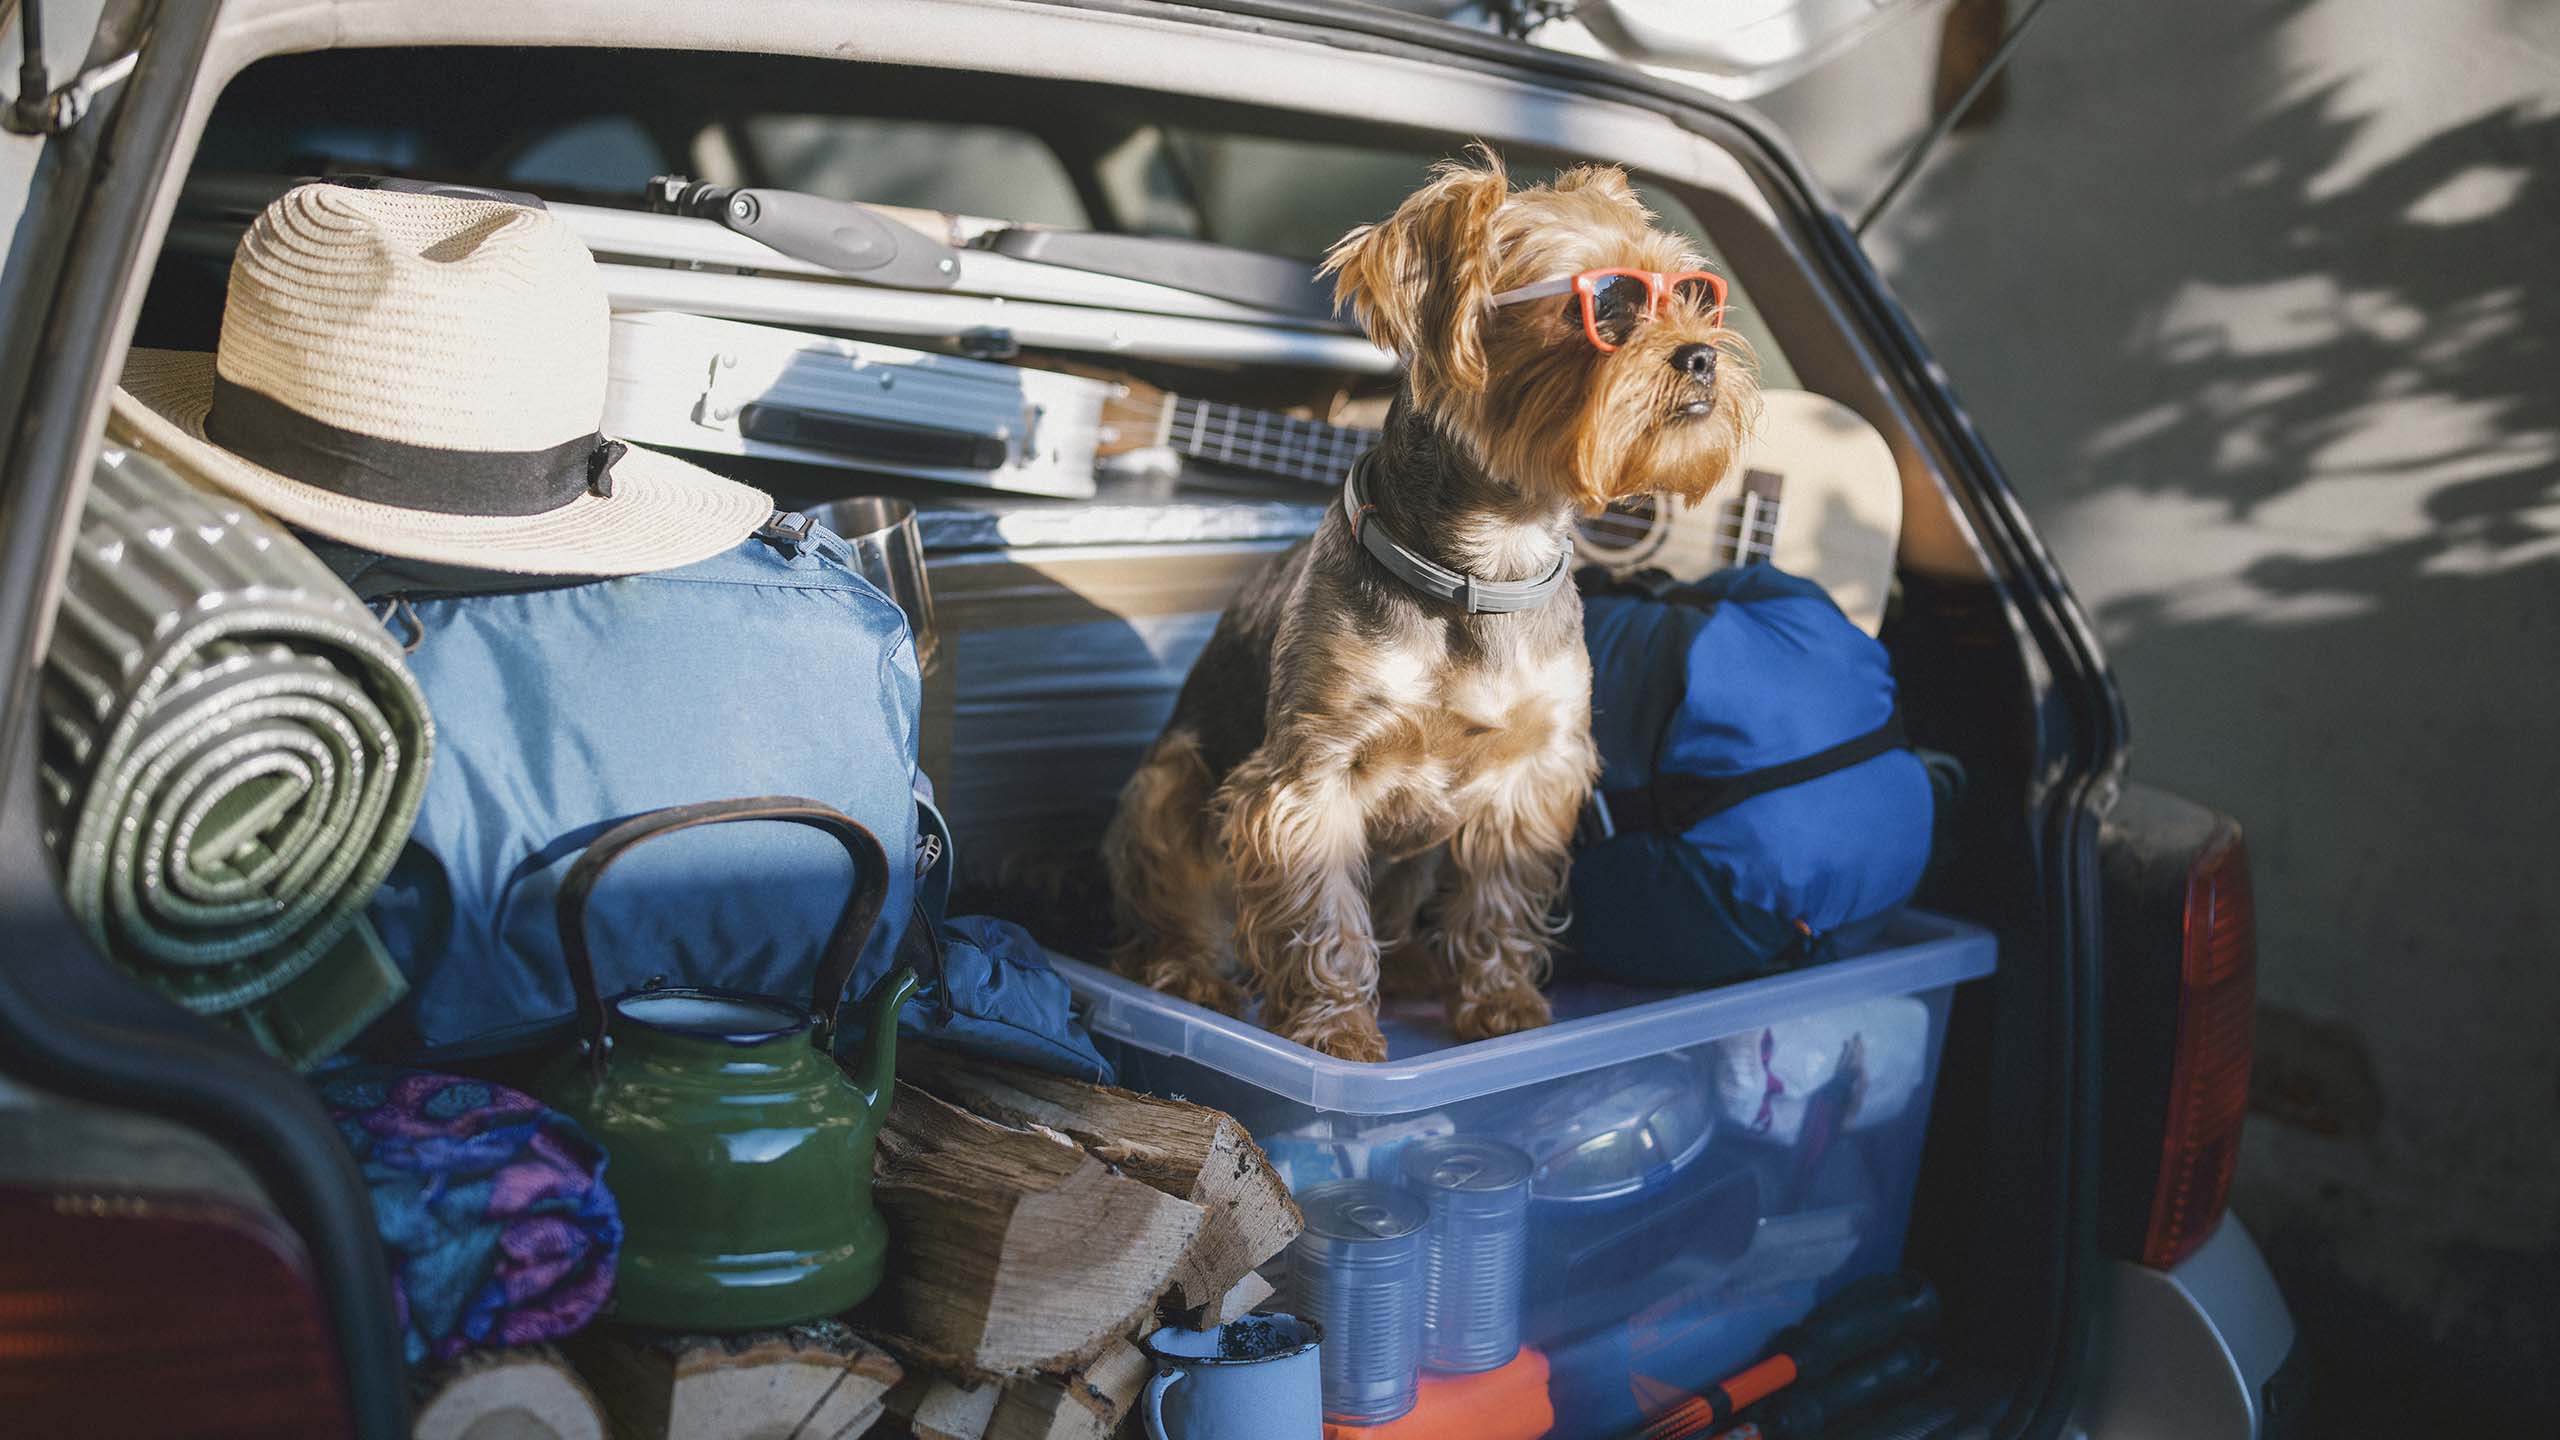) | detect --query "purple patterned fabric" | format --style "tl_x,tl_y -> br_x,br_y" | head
319,1066 -> 622,1366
